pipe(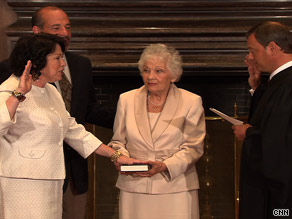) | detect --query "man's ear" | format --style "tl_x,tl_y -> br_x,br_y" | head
267,41 -> 280,56
32,26 -> 41,34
